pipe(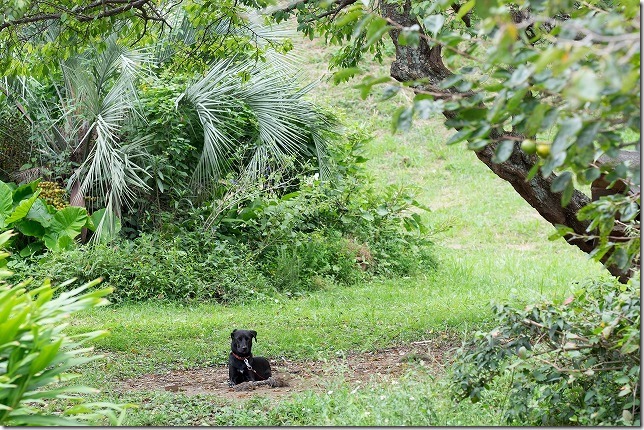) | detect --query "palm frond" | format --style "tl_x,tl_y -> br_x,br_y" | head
183,55 -> 336,189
